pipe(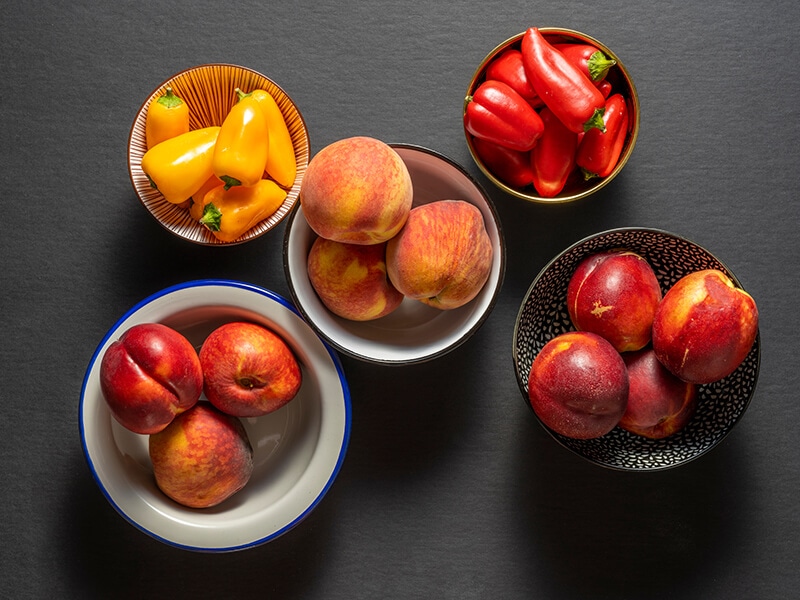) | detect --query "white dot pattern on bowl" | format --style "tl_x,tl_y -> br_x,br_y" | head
513,228 -> 760,471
